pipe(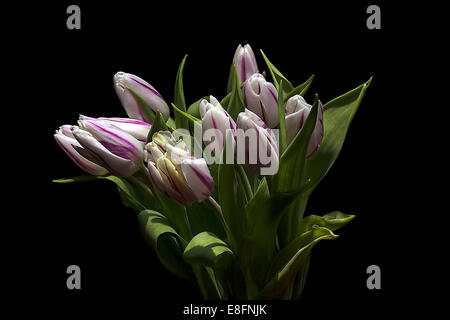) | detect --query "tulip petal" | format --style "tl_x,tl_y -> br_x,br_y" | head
54,132 -> 108,176
181,158 -> 214,202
